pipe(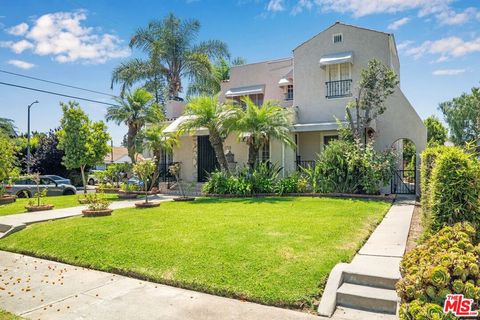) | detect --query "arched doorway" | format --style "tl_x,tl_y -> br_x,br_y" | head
391,138 -> 416,194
